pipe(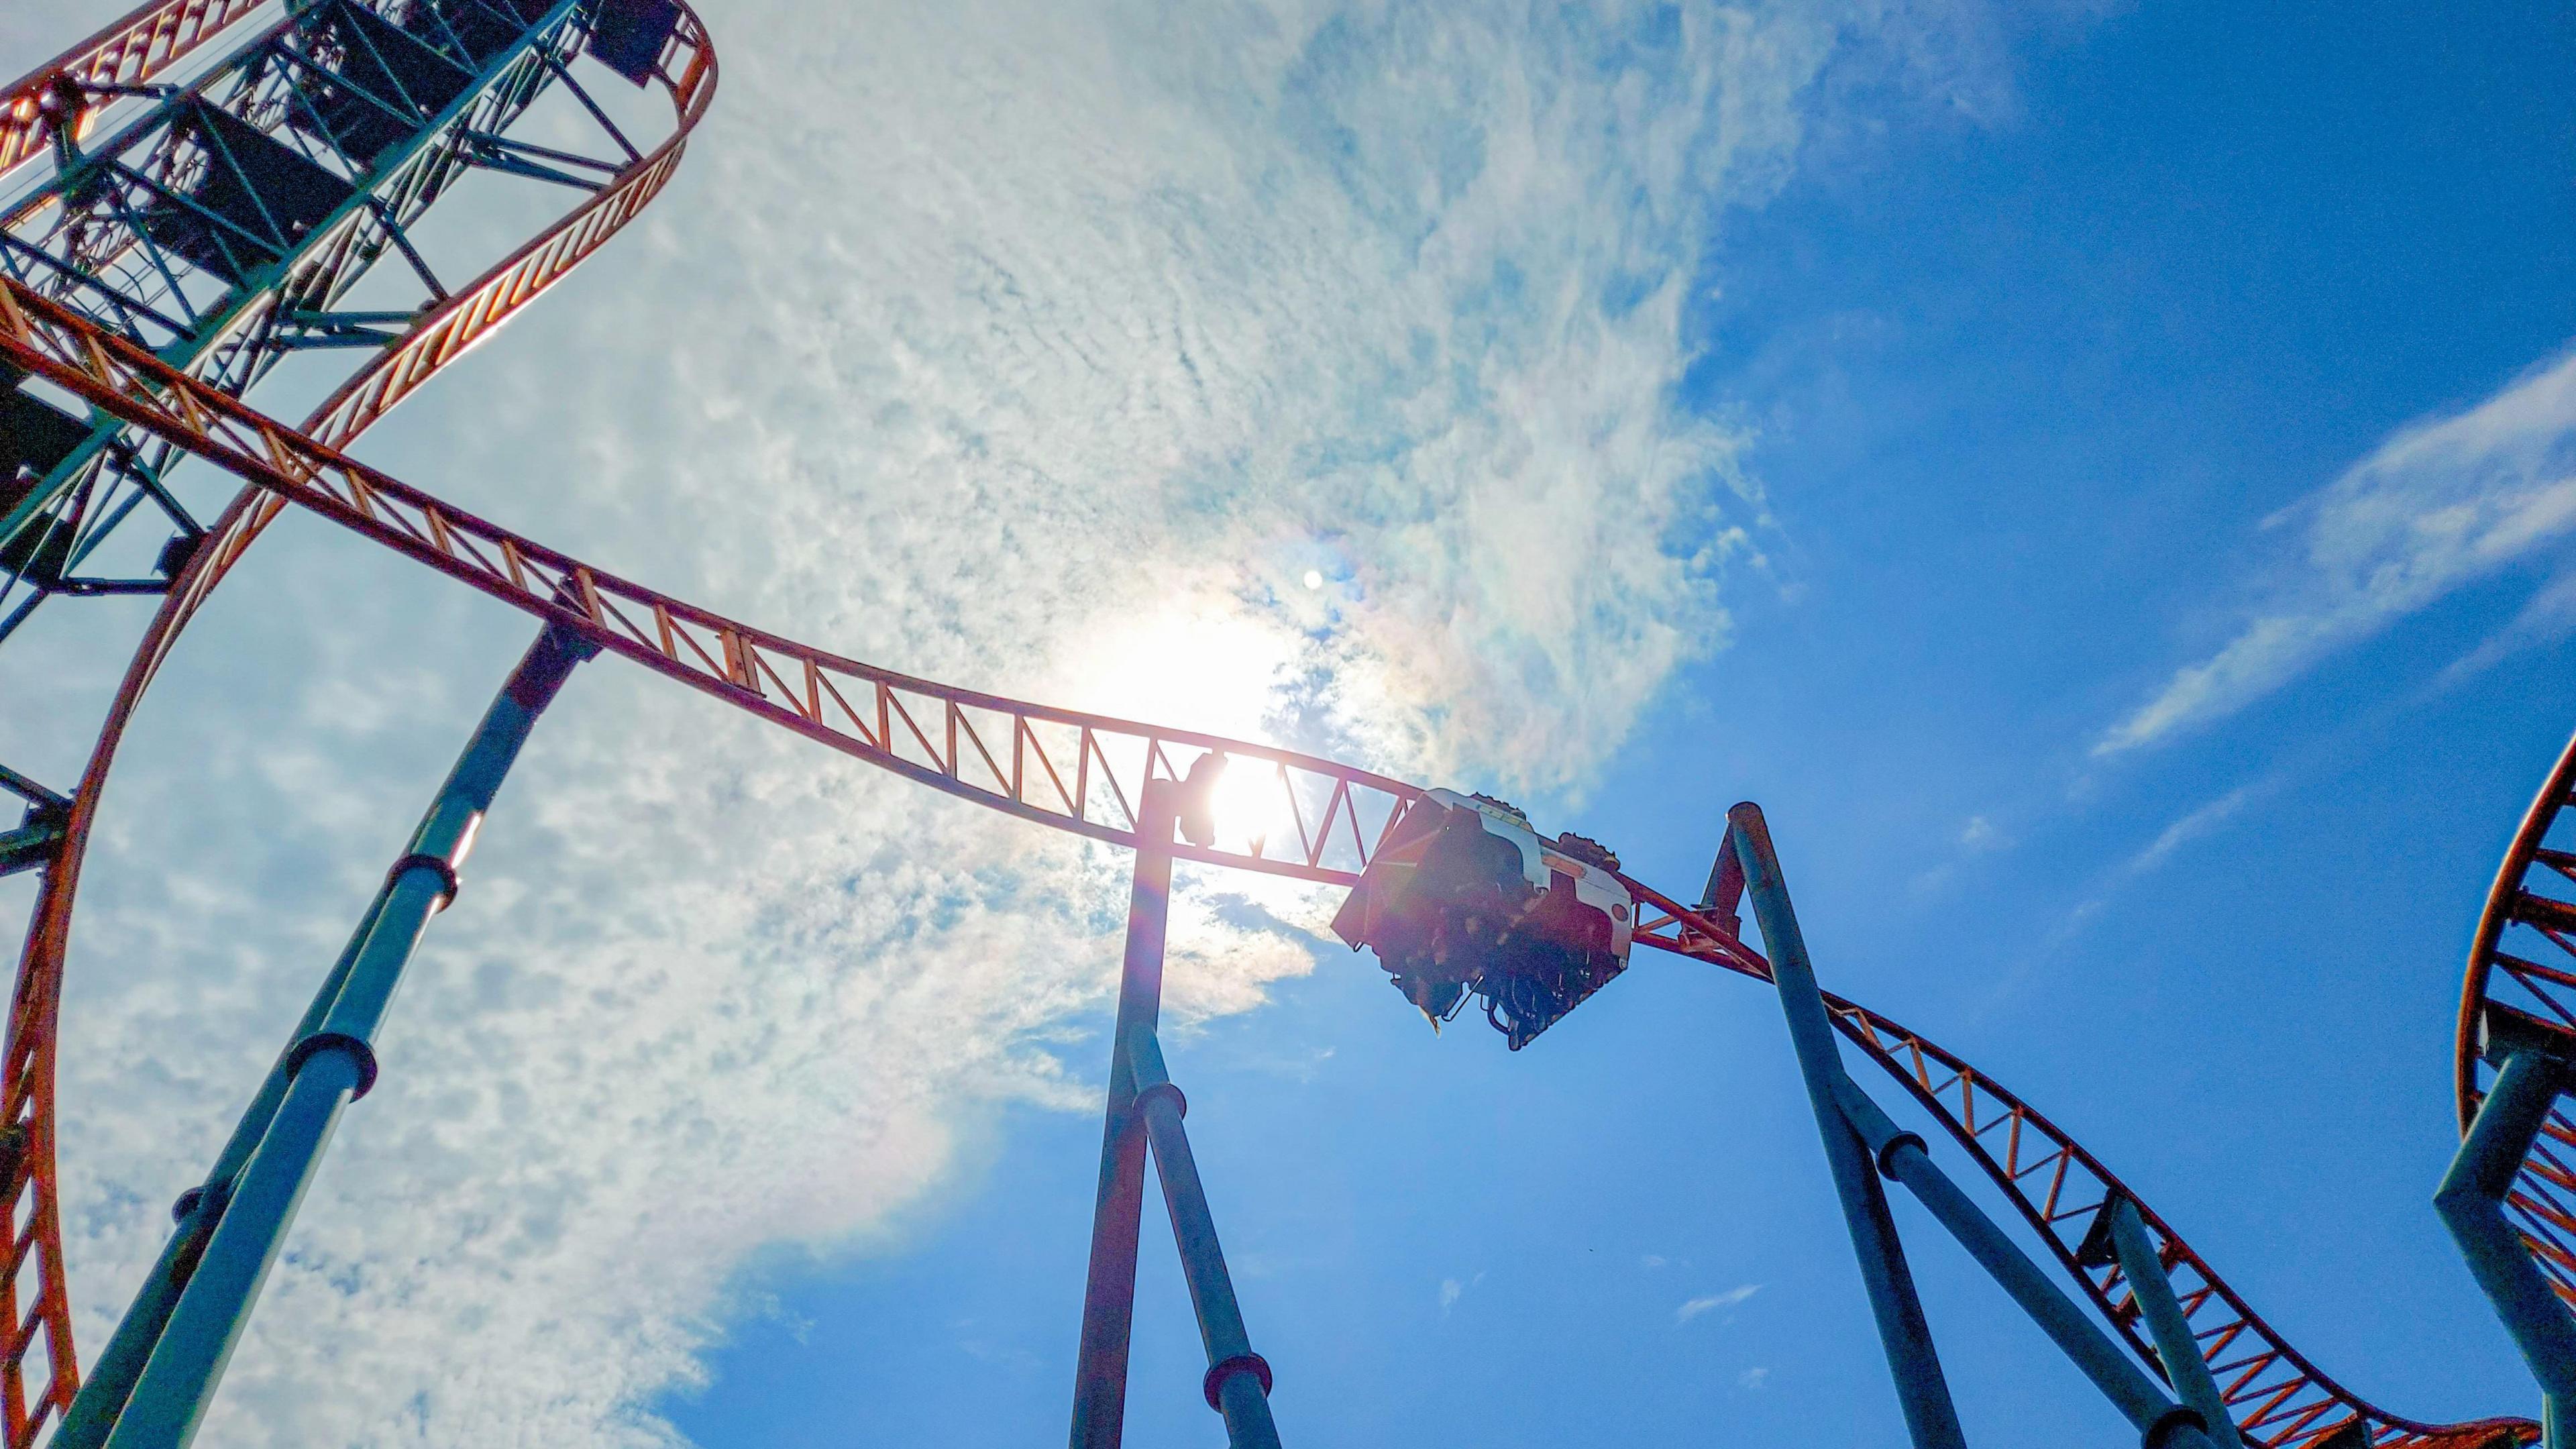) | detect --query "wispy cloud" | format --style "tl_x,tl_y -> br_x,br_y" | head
2098,343 -> 2576,756
1438,1270 -> 1487,1318
1739,1366 -> 1772,1390
1676,1283 -> 1762,1324
2437,568 -> 2576,688
2126,784 -> 2255,875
